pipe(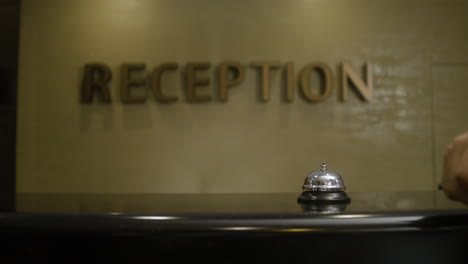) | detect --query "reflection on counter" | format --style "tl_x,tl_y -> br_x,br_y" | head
299,202 -> 349,214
